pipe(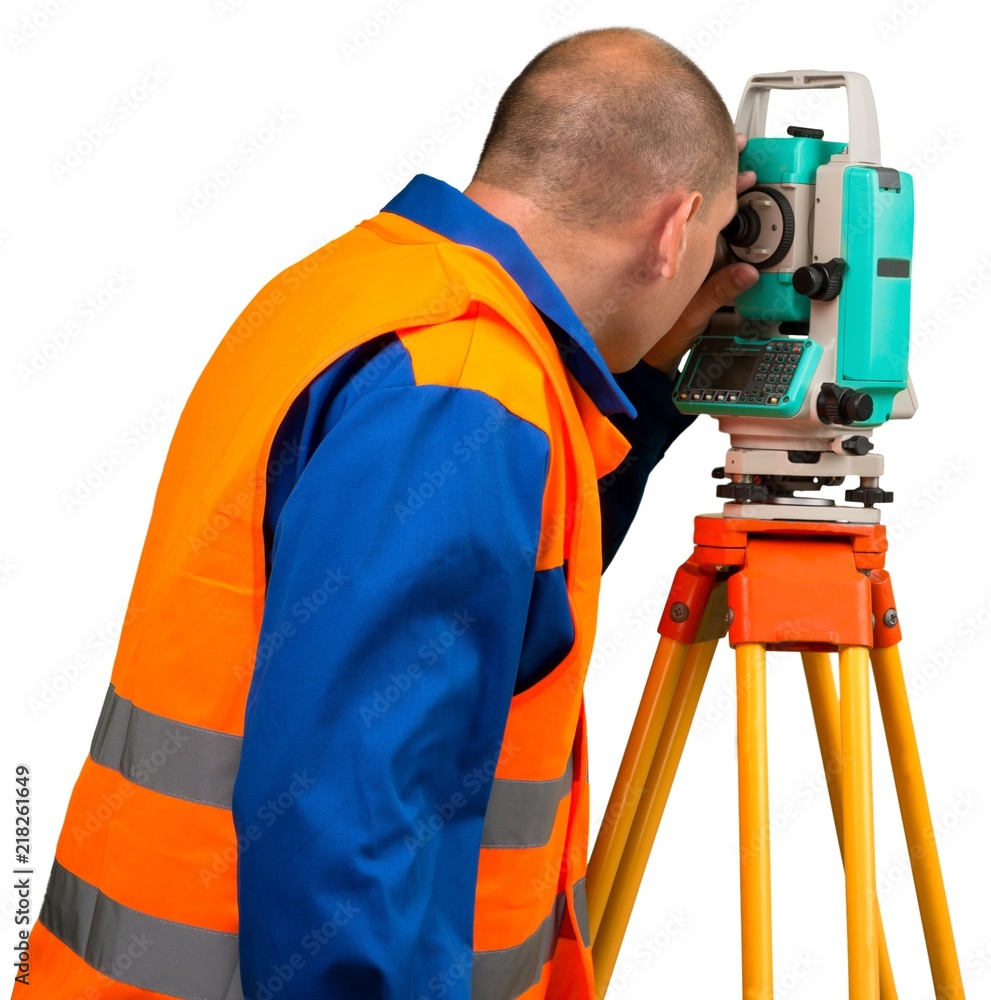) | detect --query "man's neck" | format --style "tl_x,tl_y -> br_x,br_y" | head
461,179 -> 634,349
